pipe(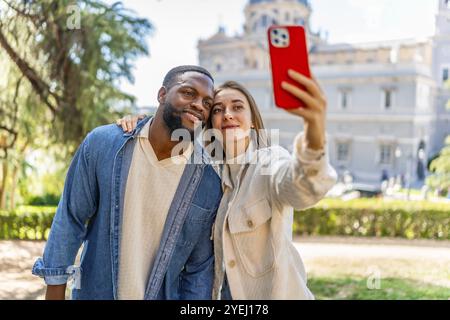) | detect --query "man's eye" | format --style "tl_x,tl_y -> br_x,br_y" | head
183,91 -> 194,97
203,101 -> 213,109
